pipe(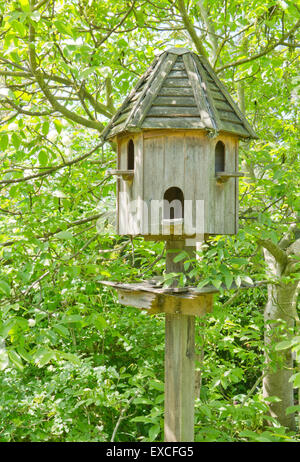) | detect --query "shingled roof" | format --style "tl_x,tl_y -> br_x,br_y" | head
102,47 -> 258,141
